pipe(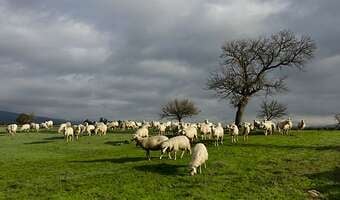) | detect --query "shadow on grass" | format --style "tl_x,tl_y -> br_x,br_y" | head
104,140 -> 130,146
43,136 -> 64,141
70,157 -> 145,164
134,163 -> 186,176
306,167 -> 340,199
24,141 -> 53,145
237,143 -> 340,151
